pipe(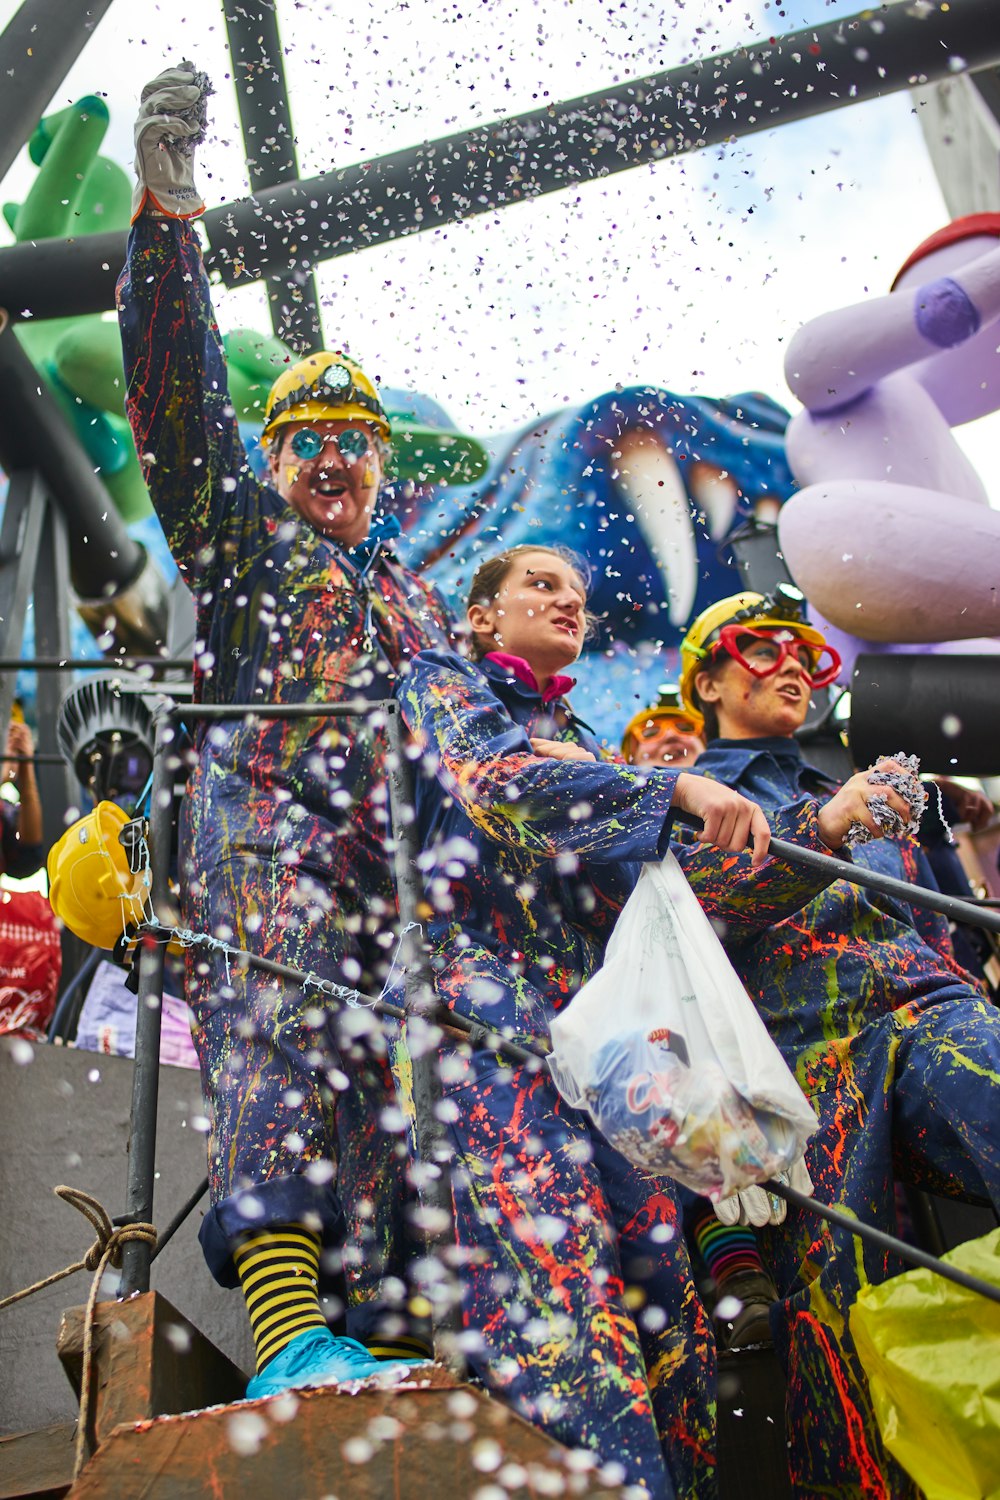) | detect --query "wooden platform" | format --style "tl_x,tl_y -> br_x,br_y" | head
66,1374 -> 595,1499
0,1423 -> 75,1500
1,1290 -> 793,1498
